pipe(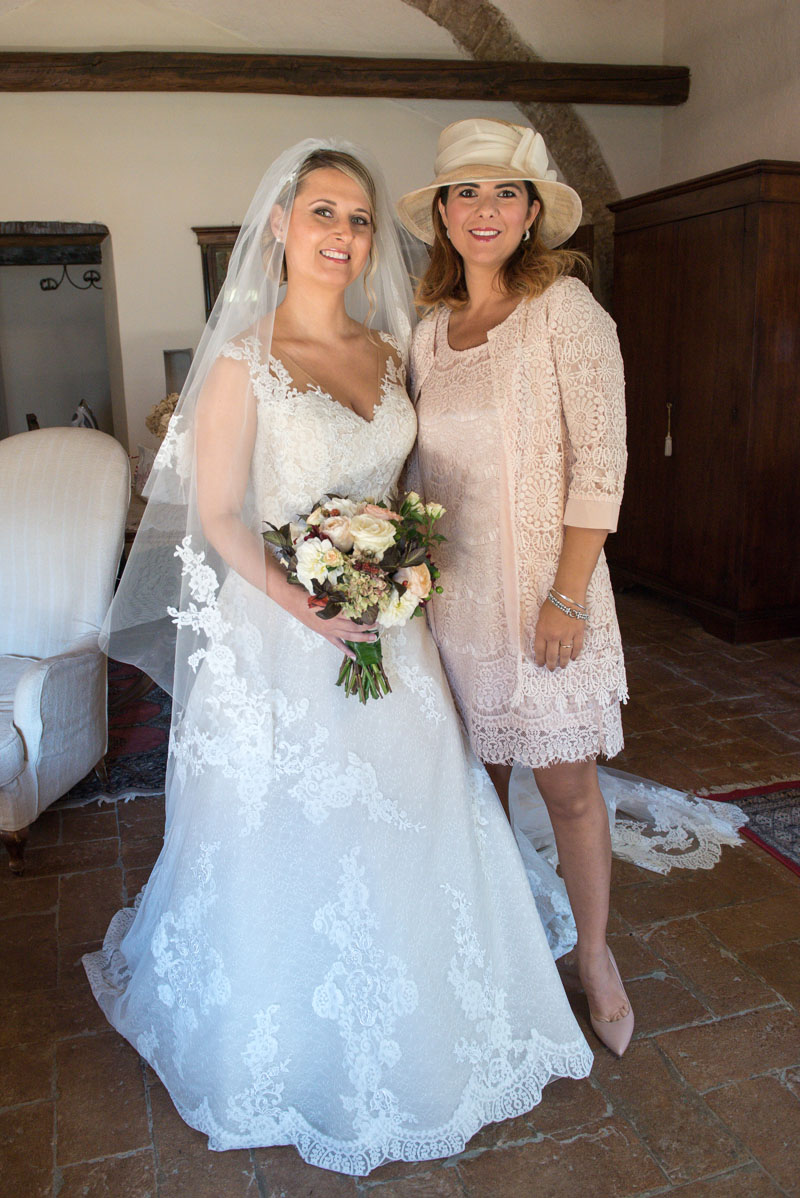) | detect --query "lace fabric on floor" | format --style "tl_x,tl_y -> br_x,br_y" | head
510,765 -> 748,957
